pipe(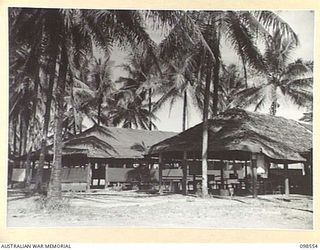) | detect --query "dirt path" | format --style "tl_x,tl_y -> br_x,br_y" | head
7,190 -> 313,229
